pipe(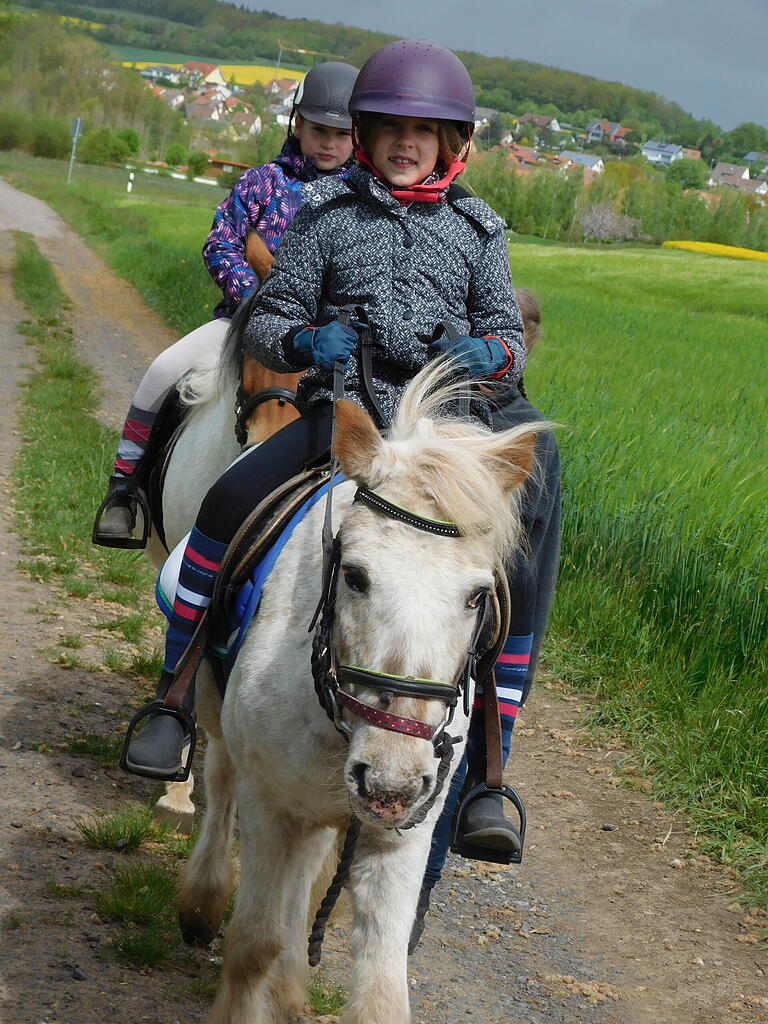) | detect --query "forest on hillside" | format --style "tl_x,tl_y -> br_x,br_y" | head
16,0 -> 735,147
